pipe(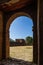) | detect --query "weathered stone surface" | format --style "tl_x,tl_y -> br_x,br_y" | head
0,0 -> 9,3
0,58 -> 36,65
0,11 -> 3,59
